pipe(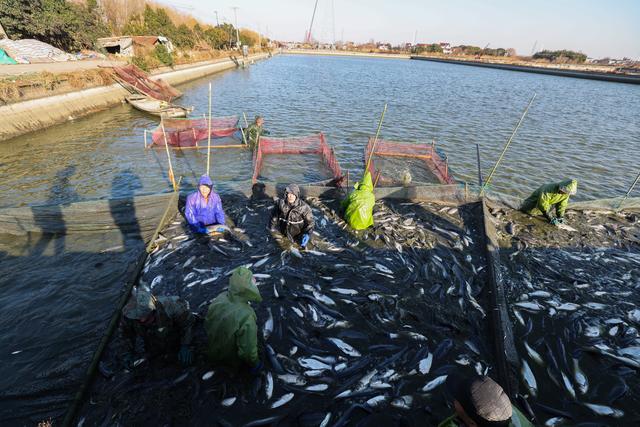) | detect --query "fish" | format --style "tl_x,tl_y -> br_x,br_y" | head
11,350 -> 22,355
202,371 -> 215,381
521,360 -> 537,396
253,273 -> 271,279
524,341 -> 544,366
221,397 -> 236,407
356,370 -> 378,391
290,248 -> 303,259
515,301 -> 544,312
319,413 -> 331,427
133,358 -> 146,368
291,307 -> 304,318
298,358 -> 332,371
365,395 -> 387,407
277,374 -> 306,386
271,393 -> 294,409
422,375 -> 448,392
151,275 -> 163,288
253,257 -> 270,268
305,384 -> 329,392
263,308 -> 273,341
557,302 -> 580,311
265,372 -> 273,400
582,403 -> 624,418
572,358 -> 588,395
330,287 -> 359,296
391,395 -> 413,410
544,417 -> 566,426
201,276 -> 218,285
561,371 -> 576,399
327,337 -> 361,357
418,353 -> 433,374
374,263 -> 393,274
305,249 -> 325,256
